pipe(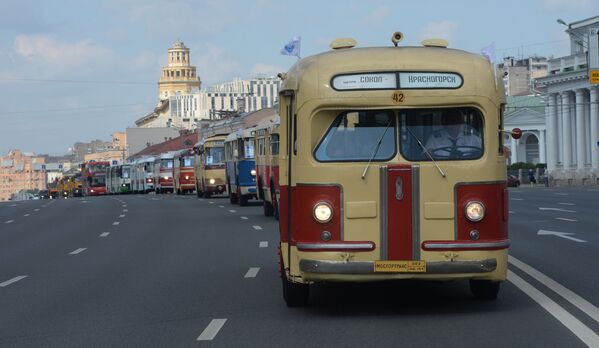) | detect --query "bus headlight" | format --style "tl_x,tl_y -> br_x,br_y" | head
209,178 -> 216,185
250,169 -> 256,176
313,202 -> 333,223
148,178 -> 153,183
163,176 -> 169,180
465,201 -> 485,222
185,175 -> 189,180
